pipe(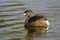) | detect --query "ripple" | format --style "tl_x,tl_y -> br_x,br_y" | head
0,0 -> 60,40
0,3 -> 24,6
